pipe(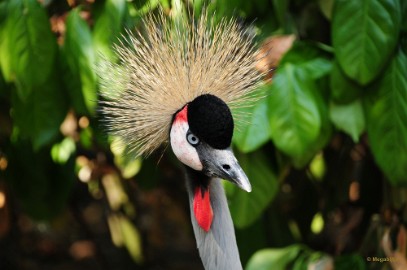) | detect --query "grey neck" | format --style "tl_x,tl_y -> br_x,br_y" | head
185,169 -> 243,270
